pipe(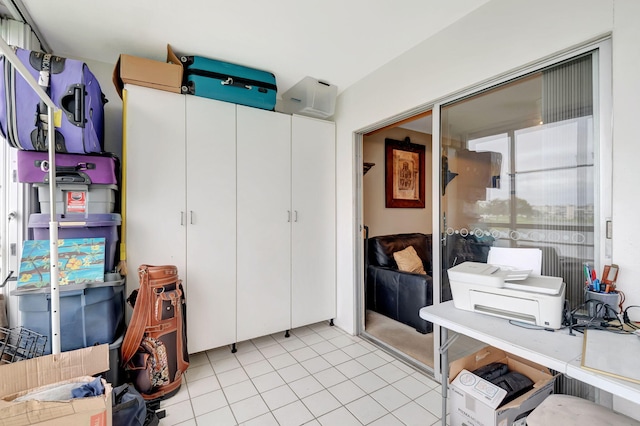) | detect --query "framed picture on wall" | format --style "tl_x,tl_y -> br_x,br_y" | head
385,137 -> 425,208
